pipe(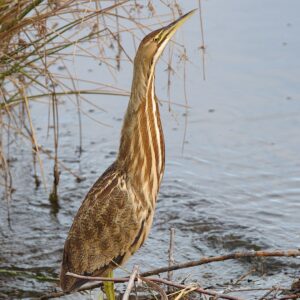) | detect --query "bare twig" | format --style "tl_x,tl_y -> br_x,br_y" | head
149,277 -> 242,300
140,276 -> 168,300
122,265 -> 139,300
62,272 -> 243,300
39,249 -> 300,299
198,0 -> 206,80
141,249 -> 300,277
277,295 -> 300,300
233,268 -> 256,286
258,287 -> 276,300
180,47 -> 189,154
167,227 -> 175,293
